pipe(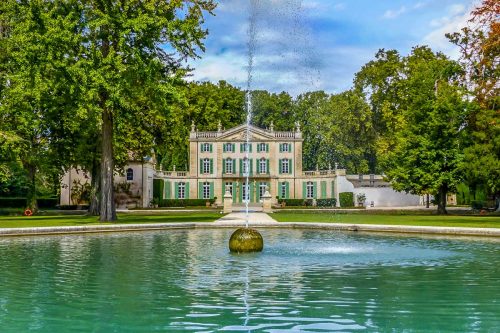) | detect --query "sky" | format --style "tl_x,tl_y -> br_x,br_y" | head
187,0 -> 477,96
